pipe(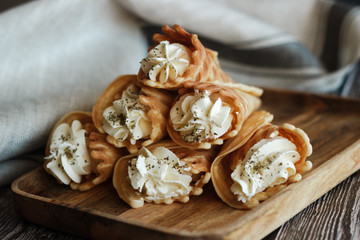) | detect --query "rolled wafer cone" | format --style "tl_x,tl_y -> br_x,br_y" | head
211,111 -> 312,209
113,139 -> 218,208
167,81 -> 262,149
44,111 -> 127,191
137,25 -> 233,90
92,75 -> 174,154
